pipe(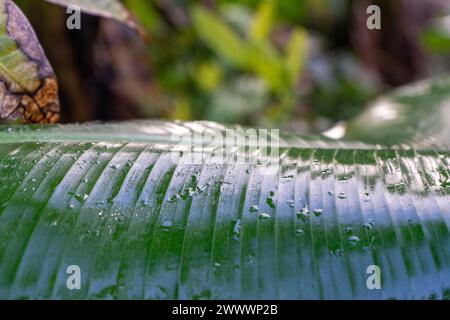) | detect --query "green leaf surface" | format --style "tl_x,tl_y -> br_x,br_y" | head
345,75 -> 450,149
0,76 -> 449,299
